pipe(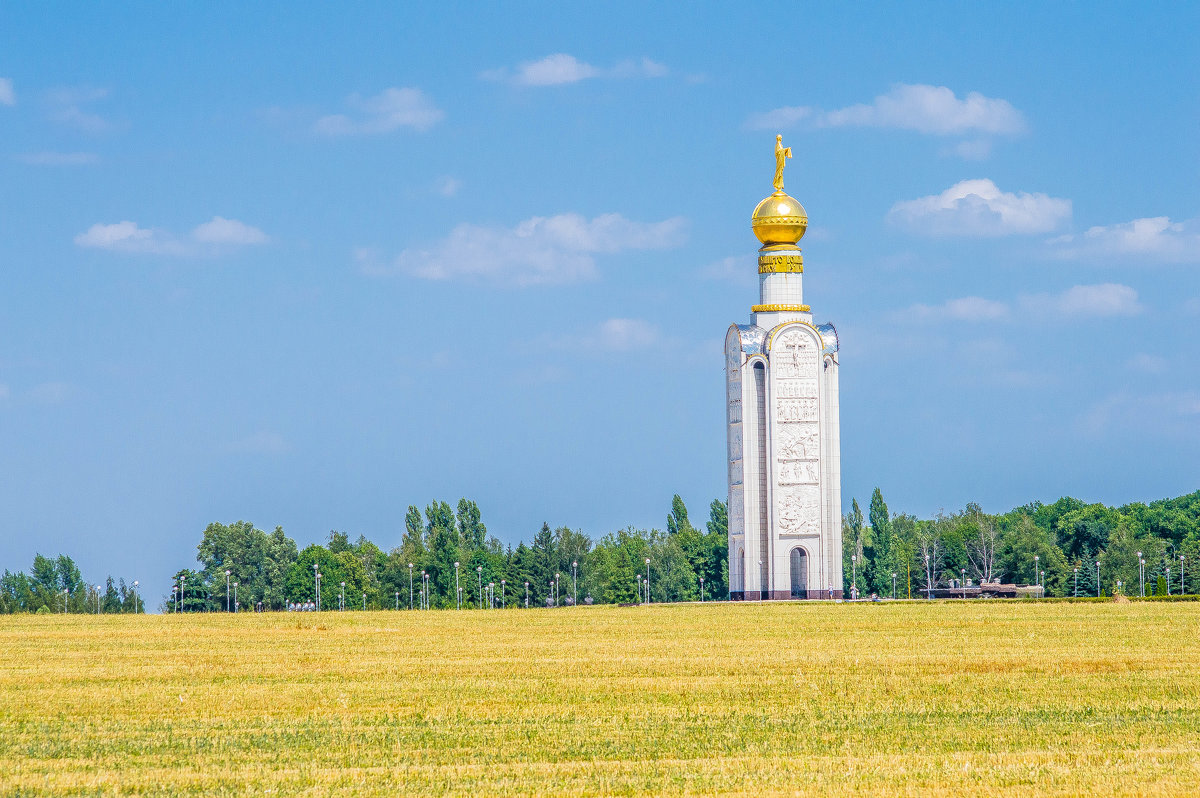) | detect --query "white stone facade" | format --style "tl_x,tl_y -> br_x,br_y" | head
726,250 -> 842,600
